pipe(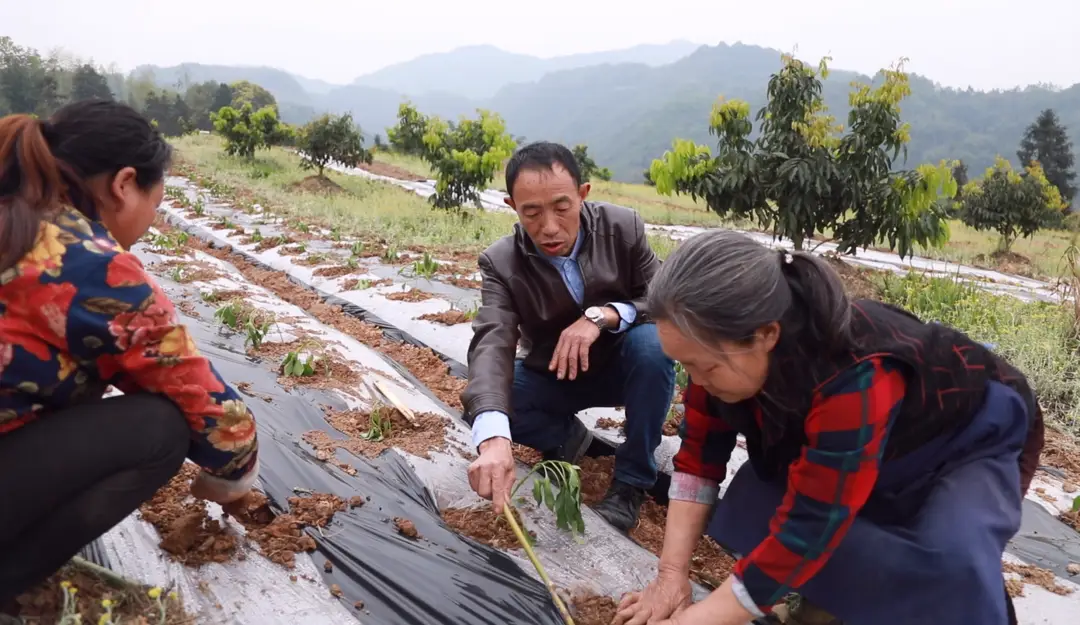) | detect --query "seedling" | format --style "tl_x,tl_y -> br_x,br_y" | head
218,216 -> 233,229
1073,495 -> 1079,512
350,241 -> 366,257
296,242 -> 308,253
411,252 -> 440,279
330,226 -> 342,242
503,459 -> 583,625
192,198 -> 206,216
214,301 -> 245,330
151,231 -> 189,251
250,229 -> 263,243
296,222 -> 310,233
358,405 -> 393,442
244,317 -> 272,350
381,245 -> 399,263
463,303 -> 479,321
306,252 -> 328,265
168,265 -> 185,282
281,351 -> 318,377
345,256 -> 360,270
351,278 -> 372,291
